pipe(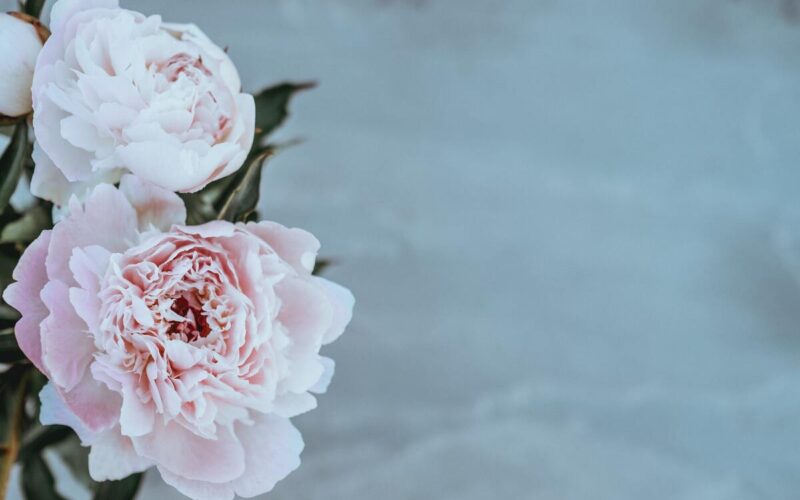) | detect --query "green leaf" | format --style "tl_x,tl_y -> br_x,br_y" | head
22,455 -> 65,500
93,473 -> 143,500
53,435 -> 92,490
0,333 -> 25,363
313,258 -> 335,276
18,425 -> 72,464
0,305 -> 20,322
216,148 -> 275,222
1,205 -> 50,244
0,123 -> 29,215
180,192 -> 217,225
23,0 -> 47,18
253,82 -> 315,143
